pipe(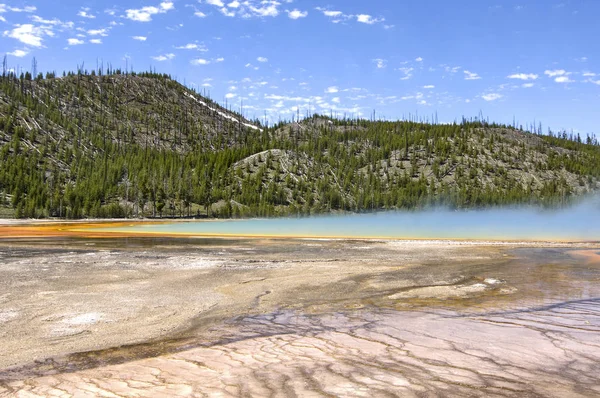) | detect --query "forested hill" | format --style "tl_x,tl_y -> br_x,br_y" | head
1,71 -> 600,219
